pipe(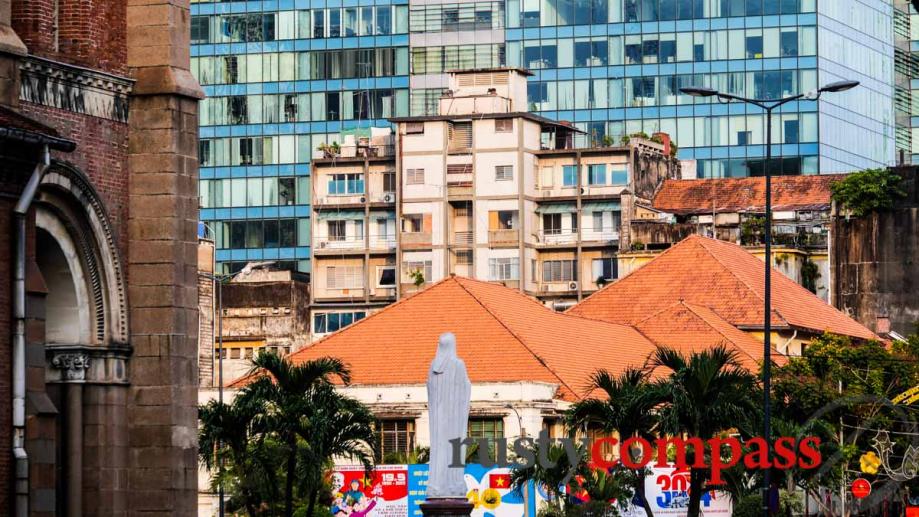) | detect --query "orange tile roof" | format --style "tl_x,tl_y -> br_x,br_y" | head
246,276 -> 662,400
634,301 -> 787,372
652,175 -> 844,215
569,235 -> 877,341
